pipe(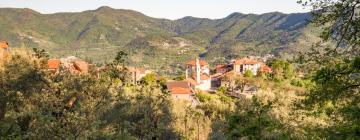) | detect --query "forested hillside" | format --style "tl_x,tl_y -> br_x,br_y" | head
0,6 -> 319,74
